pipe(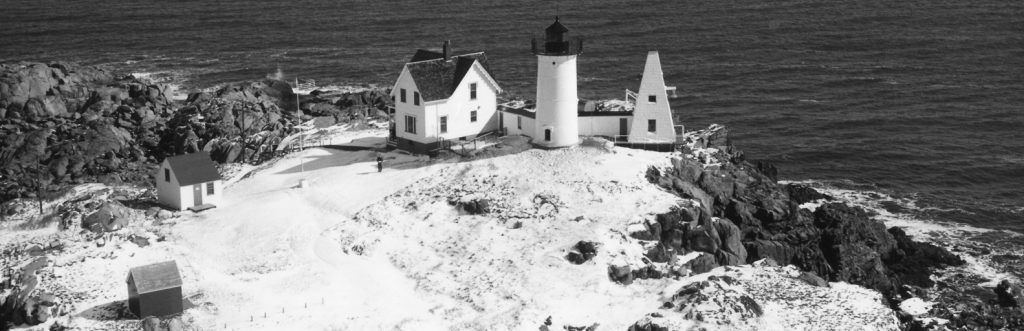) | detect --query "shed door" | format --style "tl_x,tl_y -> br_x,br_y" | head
619,118 -> 628,136
193,184 -> 202,206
